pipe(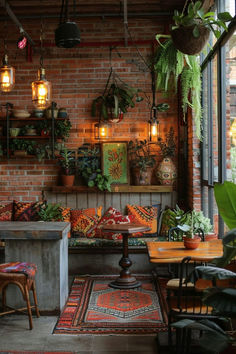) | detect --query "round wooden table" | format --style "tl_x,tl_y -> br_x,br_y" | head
101,223 -> 150,289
